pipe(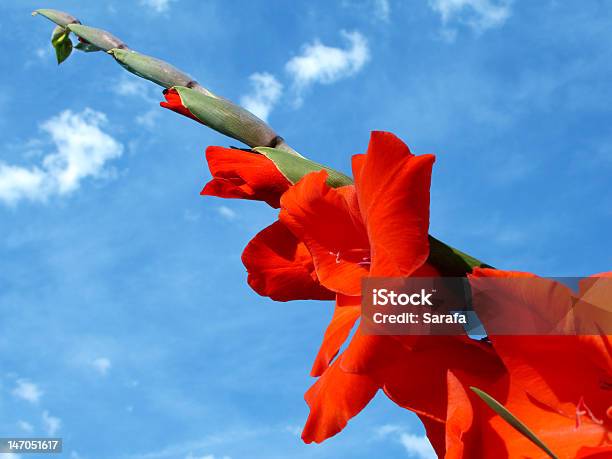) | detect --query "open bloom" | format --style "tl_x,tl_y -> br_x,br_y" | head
441,268 -> 612,458
241,132 -> 505,446
160,88 -> 204,124
201,146 -> 291,208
